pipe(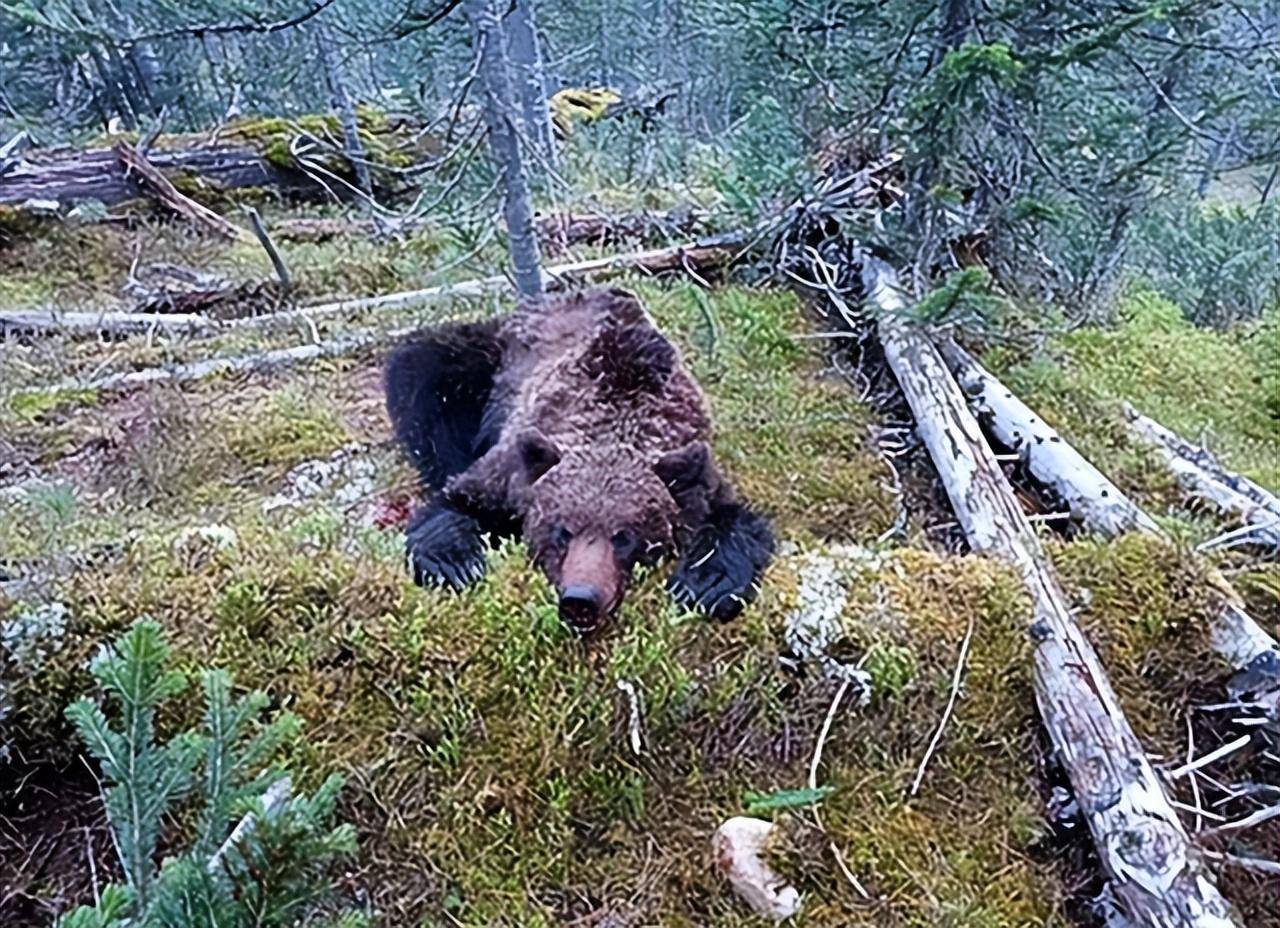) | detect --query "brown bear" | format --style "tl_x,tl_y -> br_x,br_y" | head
383,287 -> 774,633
